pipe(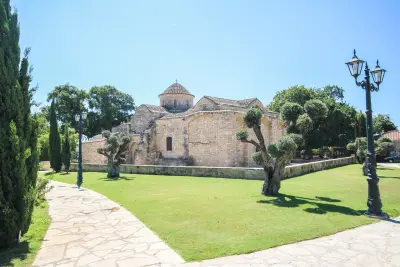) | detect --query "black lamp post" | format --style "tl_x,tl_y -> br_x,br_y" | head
345,49 -> 387,219
75,112 -> 87,189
